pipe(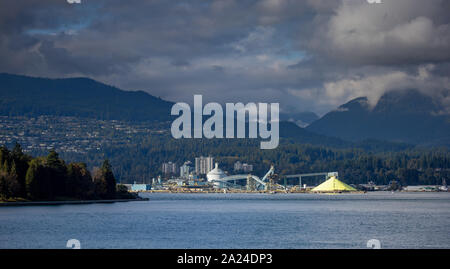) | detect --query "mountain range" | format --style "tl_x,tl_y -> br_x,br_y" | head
0,73 -> 173,122
1,73 -> 448,147
307,89 -> 450,146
